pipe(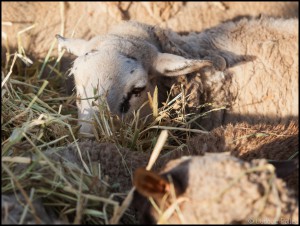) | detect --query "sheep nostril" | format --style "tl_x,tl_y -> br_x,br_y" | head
119,96 -> 131,113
